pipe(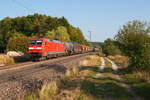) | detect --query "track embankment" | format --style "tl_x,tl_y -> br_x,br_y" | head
0,53 -> 93,100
